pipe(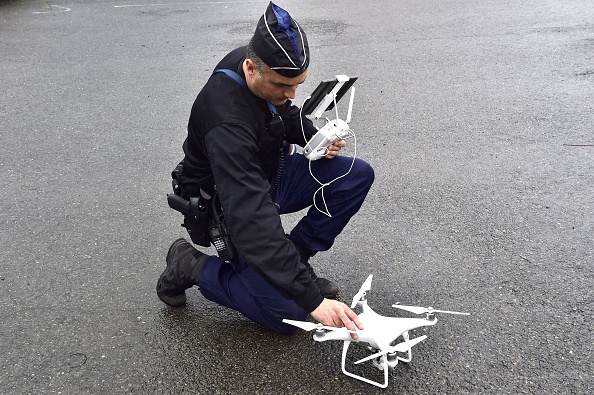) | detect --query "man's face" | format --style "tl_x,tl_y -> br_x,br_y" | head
245,60 -> 308,106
